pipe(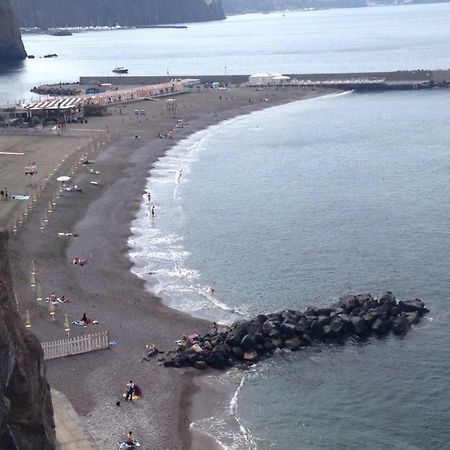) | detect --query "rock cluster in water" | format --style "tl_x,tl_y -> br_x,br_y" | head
164,292 -> 429,370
